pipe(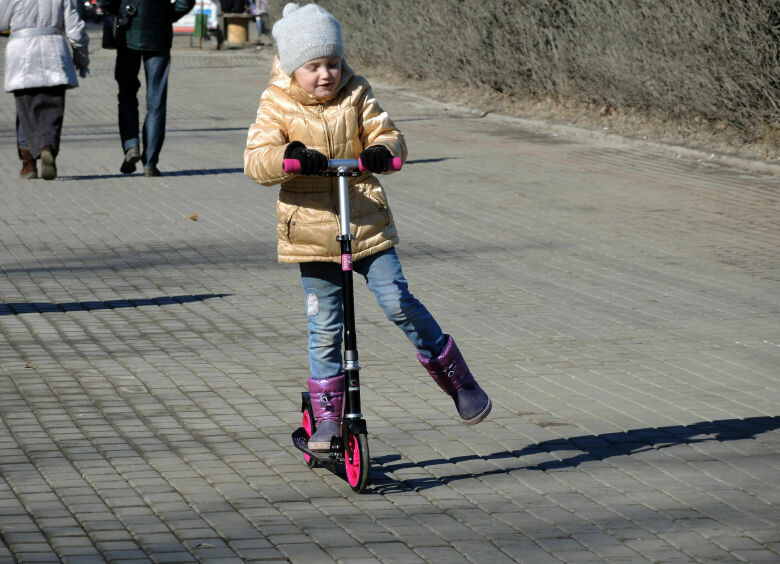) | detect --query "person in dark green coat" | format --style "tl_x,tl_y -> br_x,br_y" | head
100,0 -> 195,176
